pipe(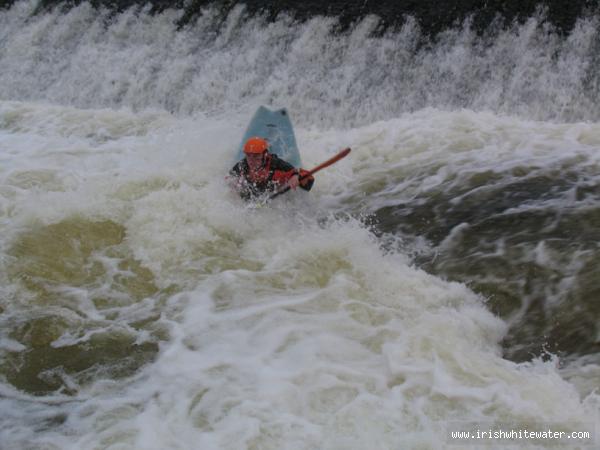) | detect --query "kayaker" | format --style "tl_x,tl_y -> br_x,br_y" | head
229,136 -> 314,200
